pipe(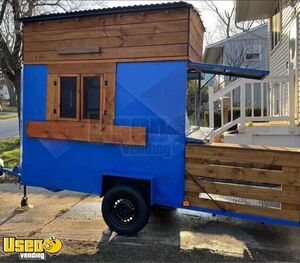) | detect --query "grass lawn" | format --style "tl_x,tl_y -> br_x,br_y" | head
1,106 -> 17,112
0,106 -> 18,120
0,113 -> 18,120
0,137 -> 20,168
